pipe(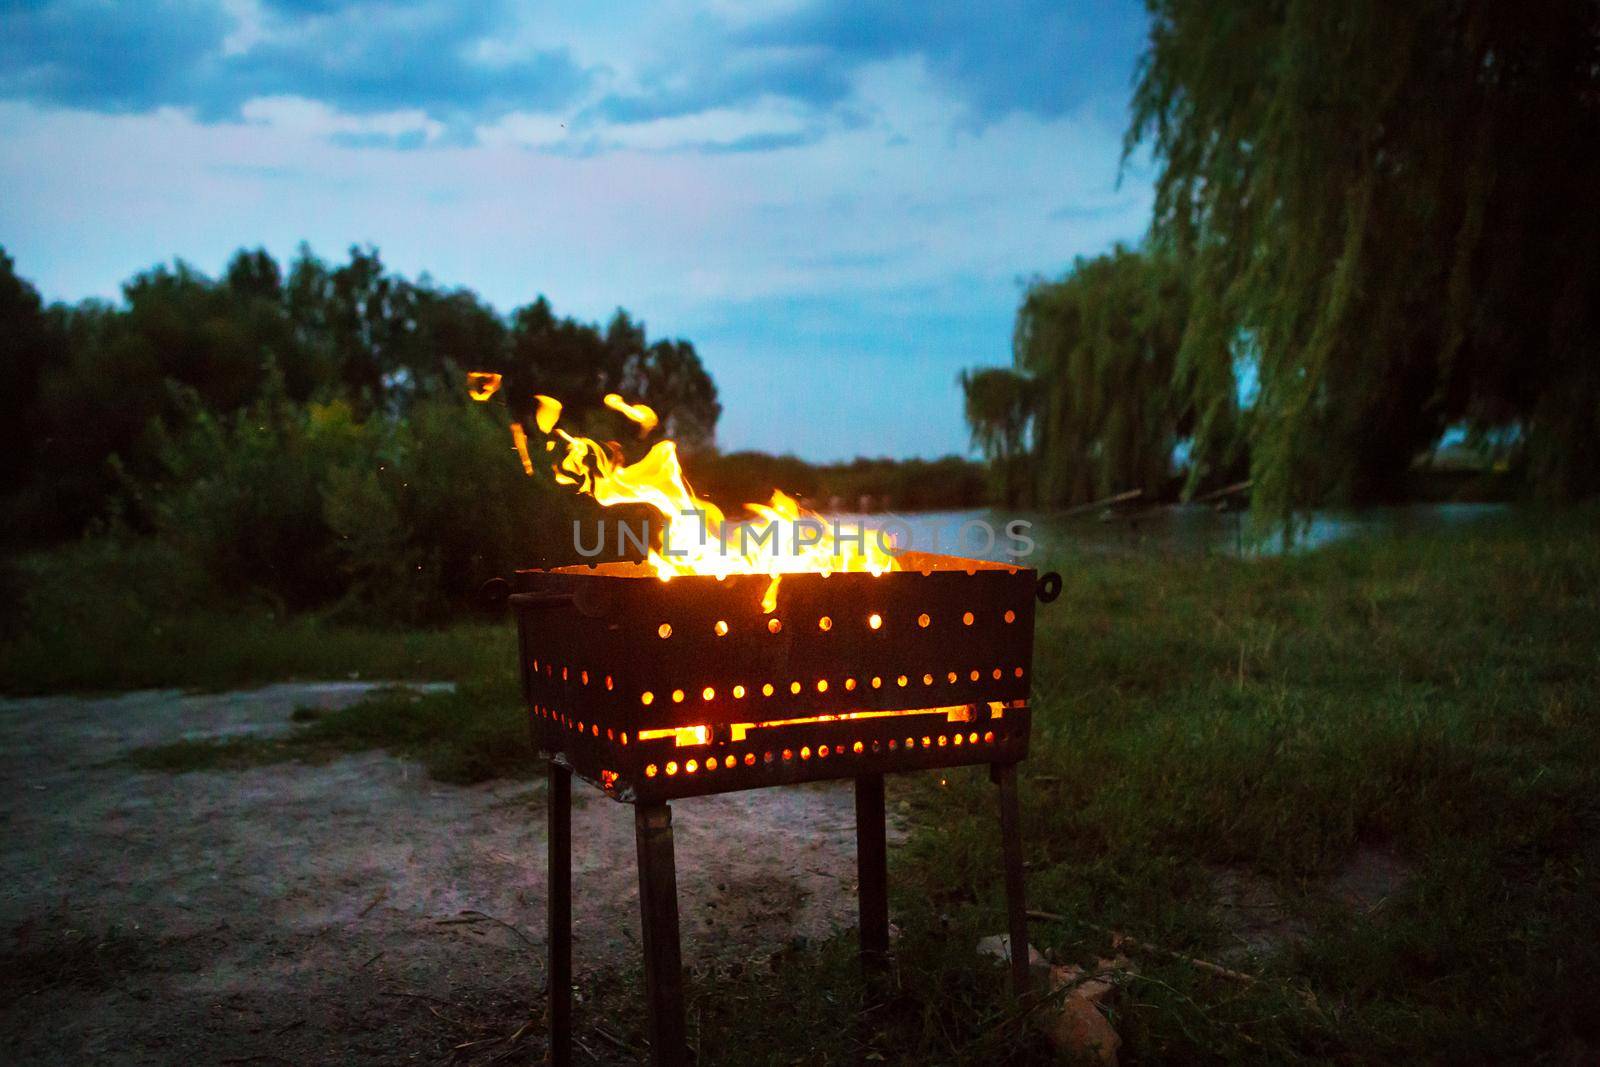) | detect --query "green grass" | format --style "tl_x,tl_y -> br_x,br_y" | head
5,512 -> 1599,1061
901,509 -> 1599,1063
0,538 -> 513,693
613,510 -> 1600,1063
